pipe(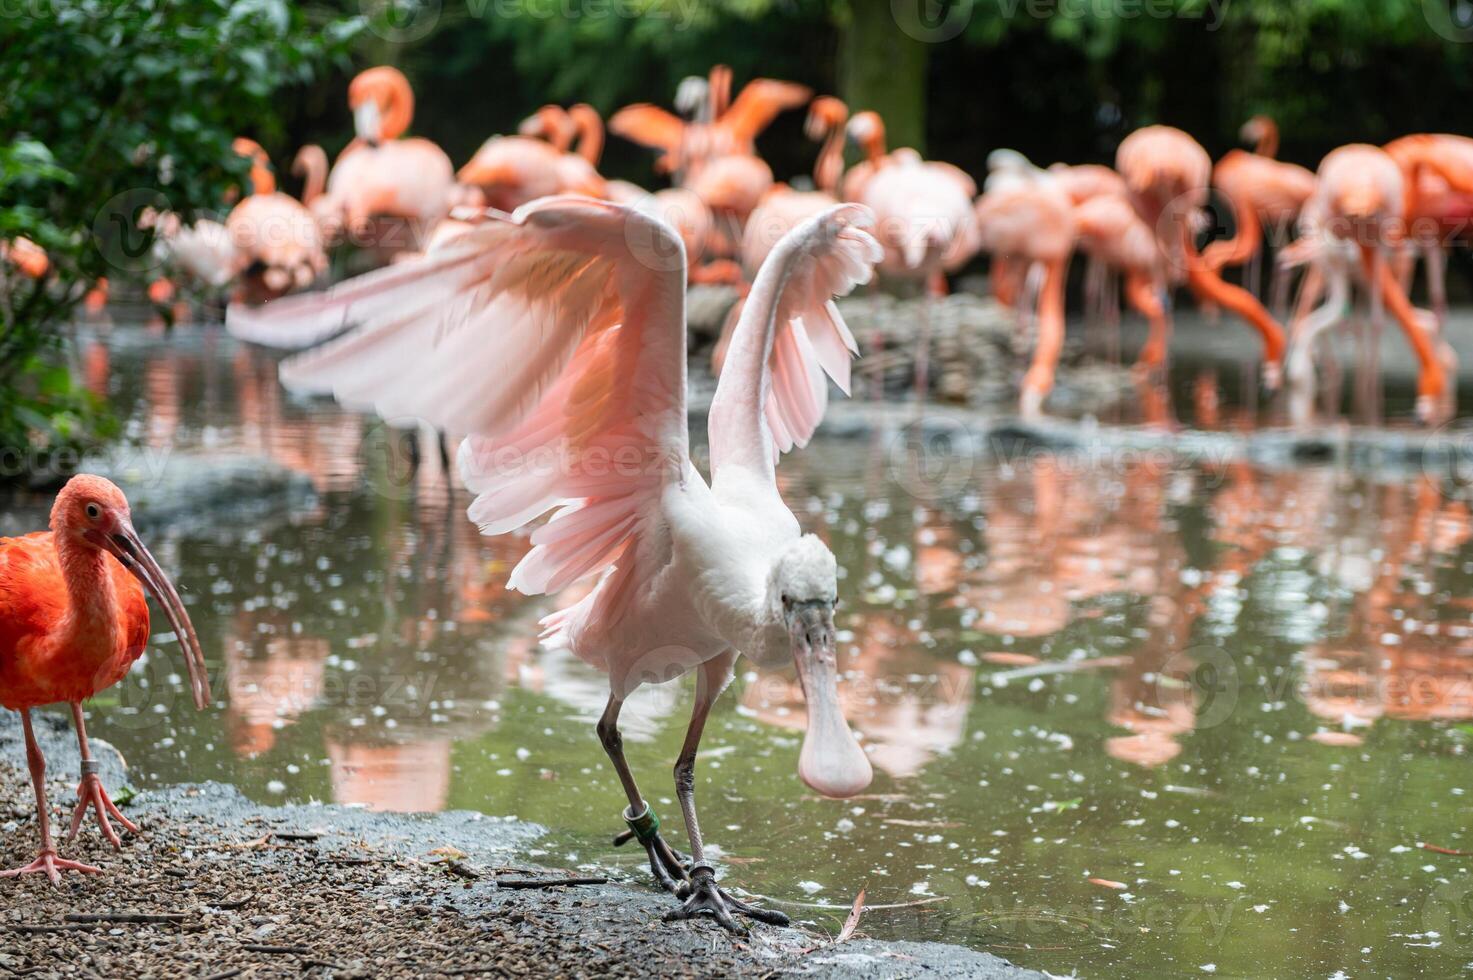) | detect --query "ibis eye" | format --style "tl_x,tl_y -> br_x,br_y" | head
85,503 -> 102,521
